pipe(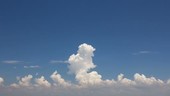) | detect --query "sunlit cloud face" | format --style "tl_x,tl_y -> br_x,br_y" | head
0,43 -> 170,96
68,43 -> 102,85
